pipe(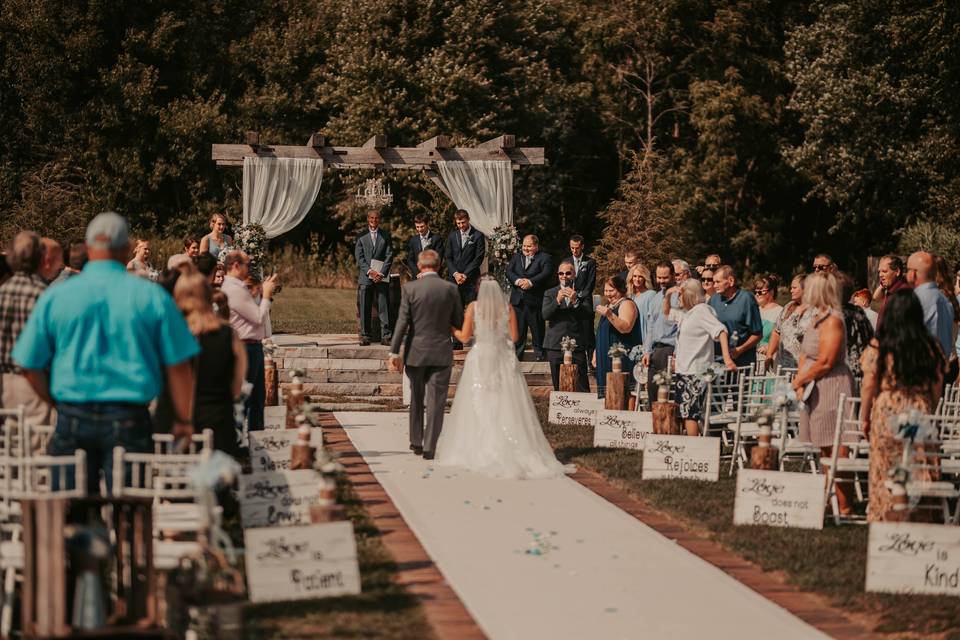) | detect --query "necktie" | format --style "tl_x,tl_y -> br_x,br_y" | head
574,258 -> 580,274
461,233 -> 468,249
525,256 -> 531,269
370,230 -> 377,247
421,236 -> 430,249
